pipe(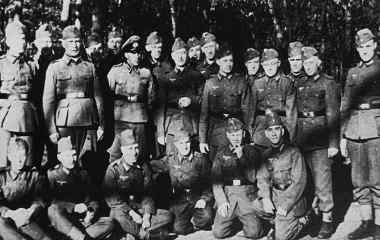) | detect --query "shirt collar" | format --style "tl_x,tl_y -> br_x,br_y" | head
63,54 -> 82,65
